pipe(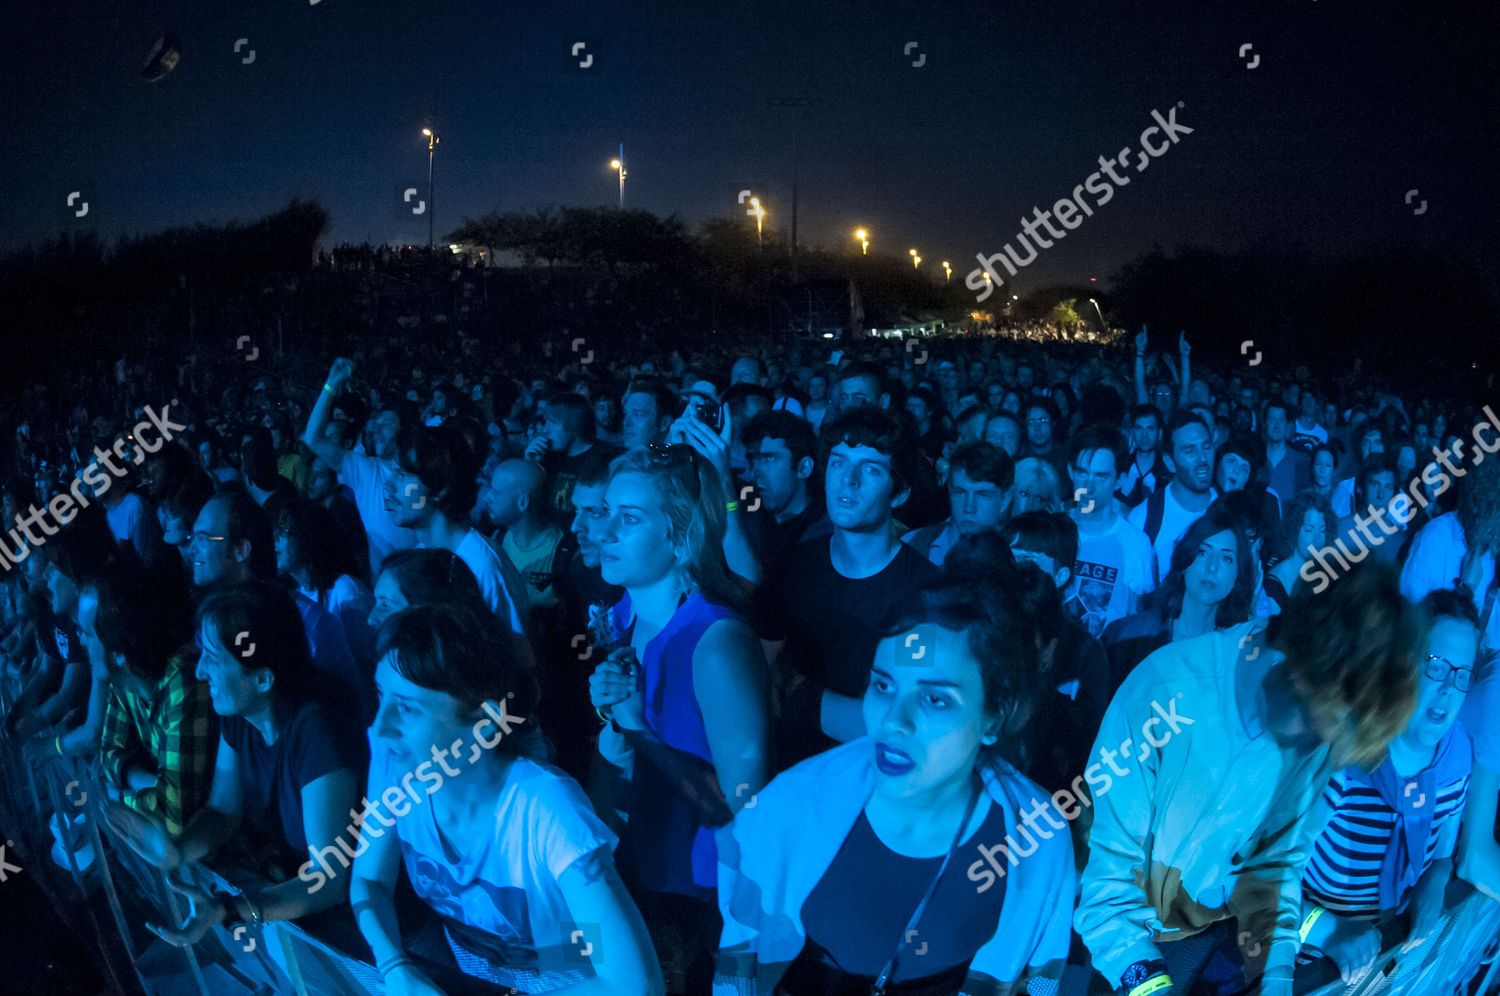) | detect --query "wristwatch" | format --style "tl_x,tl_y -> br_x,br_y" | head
1119,959 -> 1171,996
